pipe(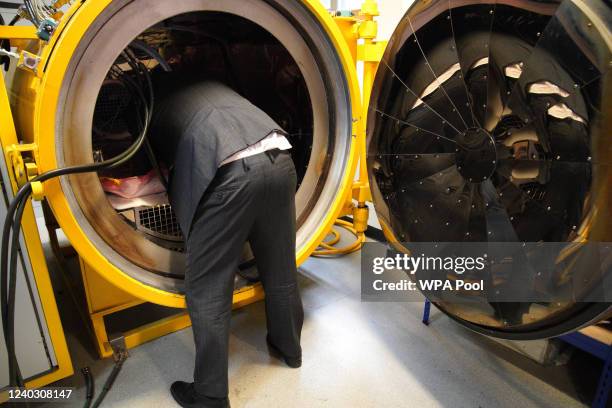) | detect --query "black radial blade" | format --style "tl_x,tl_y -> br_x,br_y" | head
388,153 -> 457,186
377,62 -> 464,139
480,180 -> 518,242
387,165 -> 476,242
465,182 -> 487,241
368,107 -> 458,183
496,158 -> 591,237
485,1 -> 560,130
450,2 -> 497,128
497,0 -> 611,147
402,2 -> 474,131
447,0 -> 483,129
